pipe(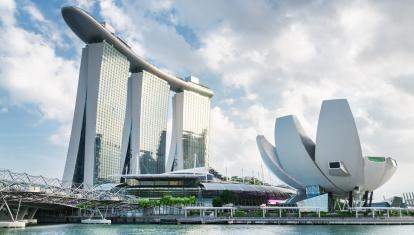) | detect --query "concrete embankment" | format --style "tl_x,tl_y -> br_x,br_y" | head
37,216 -> 414,225
174,217 -> 414,225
